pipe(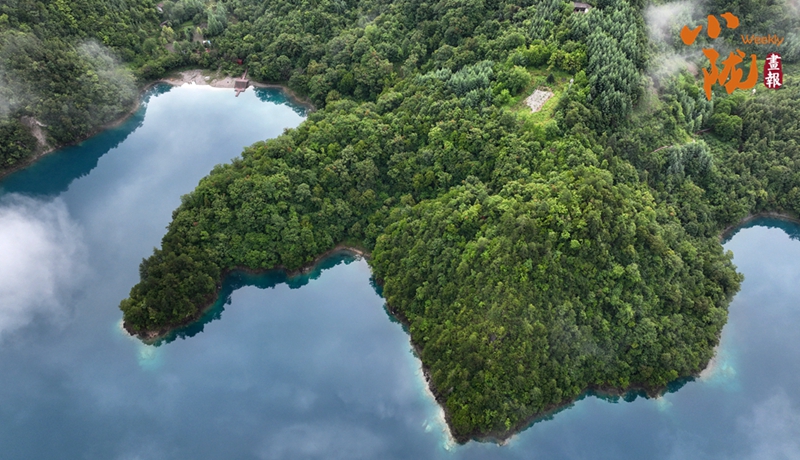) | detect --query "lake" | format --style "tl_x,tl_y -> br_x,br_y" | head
0,84 -> 798,459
